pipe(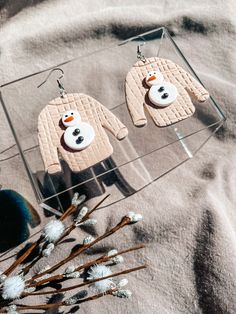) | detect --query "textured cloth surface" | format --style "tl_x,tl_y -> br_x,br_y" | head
0,1 -> 236,314
126,57 -> 209,127
38,93 -> 128,173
